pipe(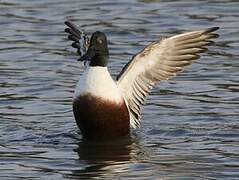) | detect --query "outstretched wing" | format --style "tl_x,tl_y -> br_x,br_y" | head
117,27 -> 219,128
64,21 -> 90,56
